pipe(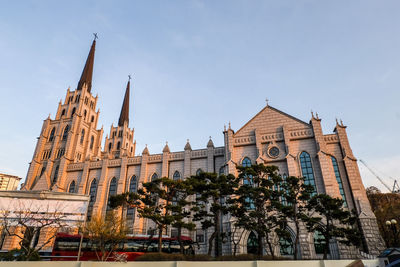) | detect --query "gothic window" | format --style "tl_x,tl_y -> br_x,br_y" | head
151,173 -> 158,181
76,94 -> 80,103
61,109 -> 65,117
196,169 -> 204,176
331,156 -> 347,207
87,179 -> 97,220
126,175 -> 137,223
117,141 -> 121,150
91,116 -> 94,123
242,157 -> 252,167
85,97 -> 88,104
247,232 -> 259,255
80,129 -> 85,145
173,171 -> 181,181
314,230 -> 328,255
49,127 -> 55,142
83,110 -> 87,119
130,147 -> 133,153
39,166 -> 46,177
108,142 -> 112,151
106,177 -> 118,213
118,130 -> 122,137
52,165 -> 59,185
62,125 -> 69,141
299,152 -> 317,194
68,180 -> 76,193
90,136 -> 94,150
71,107 -> 76,117
279,232 -> 294,255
